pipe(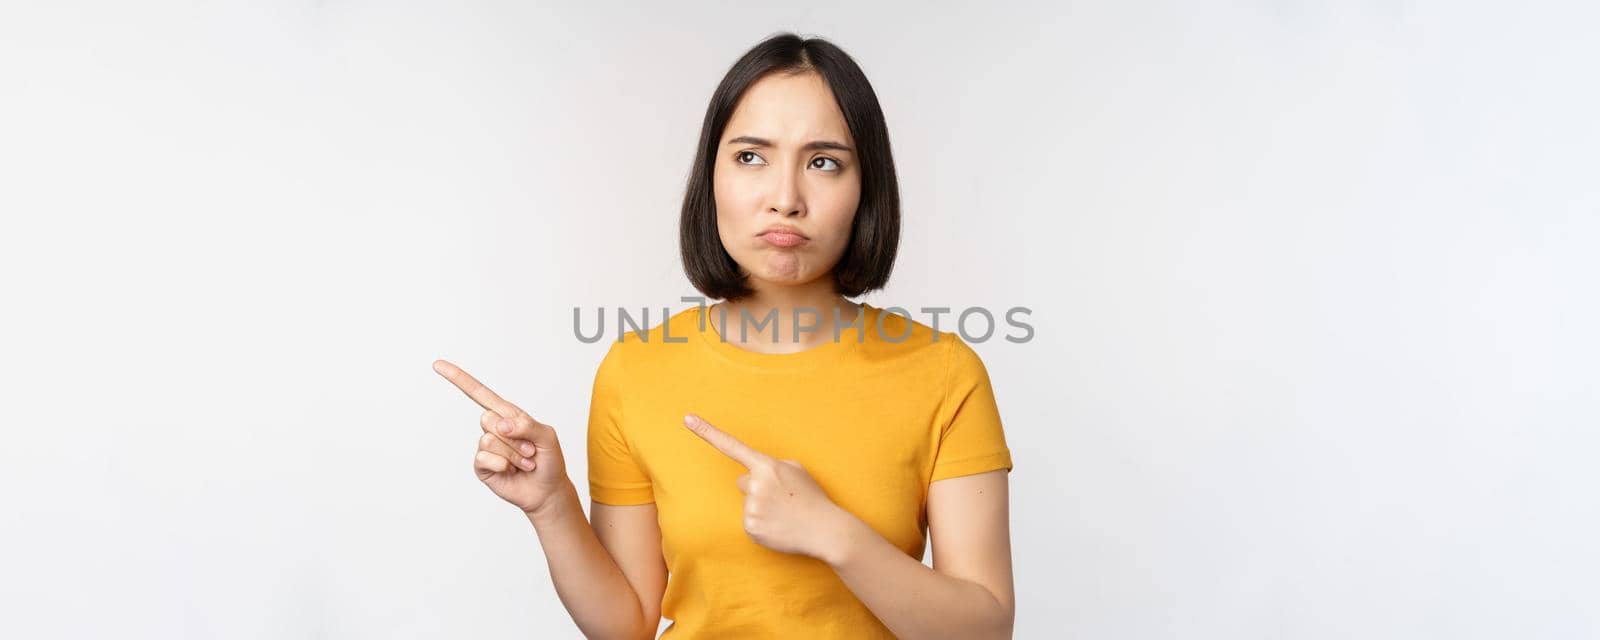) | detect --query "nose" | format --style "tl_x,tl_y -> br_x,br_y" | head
766,161 -> 805,217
